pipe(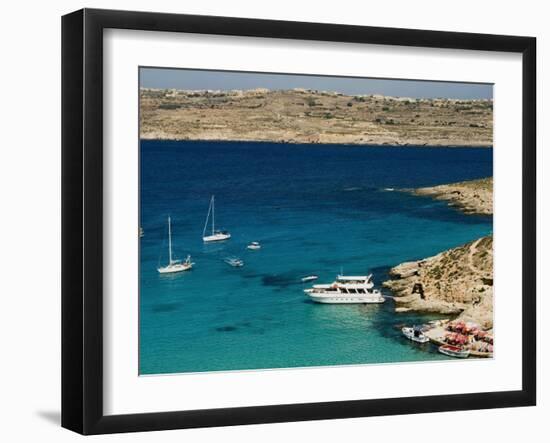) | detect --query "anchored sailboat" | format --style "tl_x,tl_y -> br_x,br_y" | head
202,195 -> 231,242
158,216 -> 194,274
